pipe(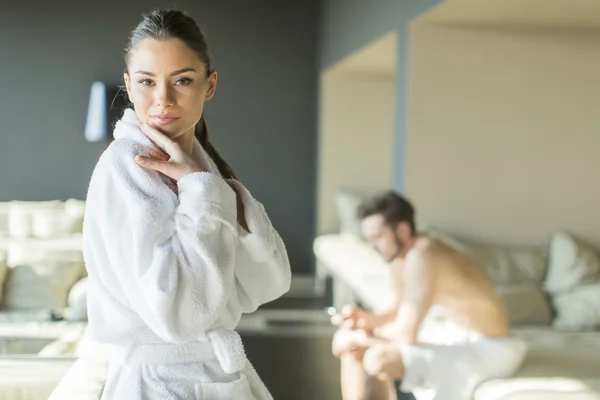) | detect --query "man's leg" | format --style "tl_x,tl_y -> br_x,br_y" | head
340,348 -> 397,400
